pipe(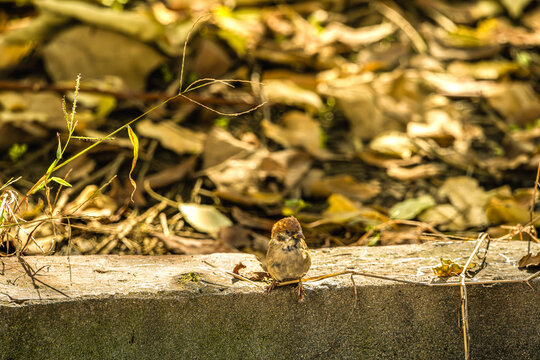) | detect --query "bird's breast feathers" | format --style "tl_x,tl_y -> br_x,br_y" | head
267,240 -> 311,281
